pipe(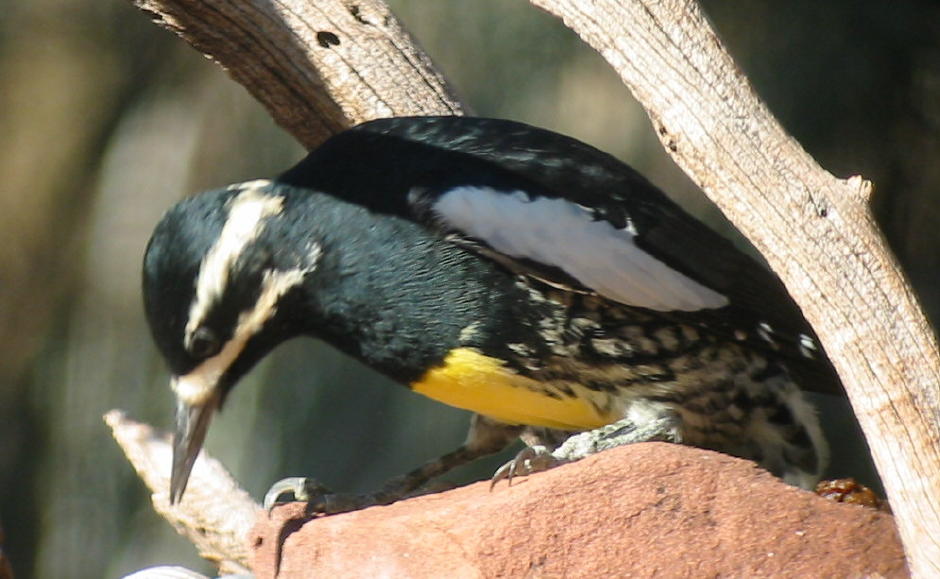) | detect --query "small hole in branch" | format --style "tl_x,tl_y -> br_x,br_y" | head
316,31 -> 341,48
